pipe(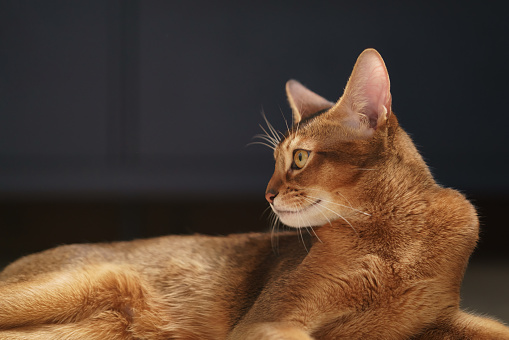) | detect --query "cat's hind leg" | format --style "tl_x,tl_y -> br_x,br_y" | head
0,264 -> 170,338
0,310 -> 131,340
